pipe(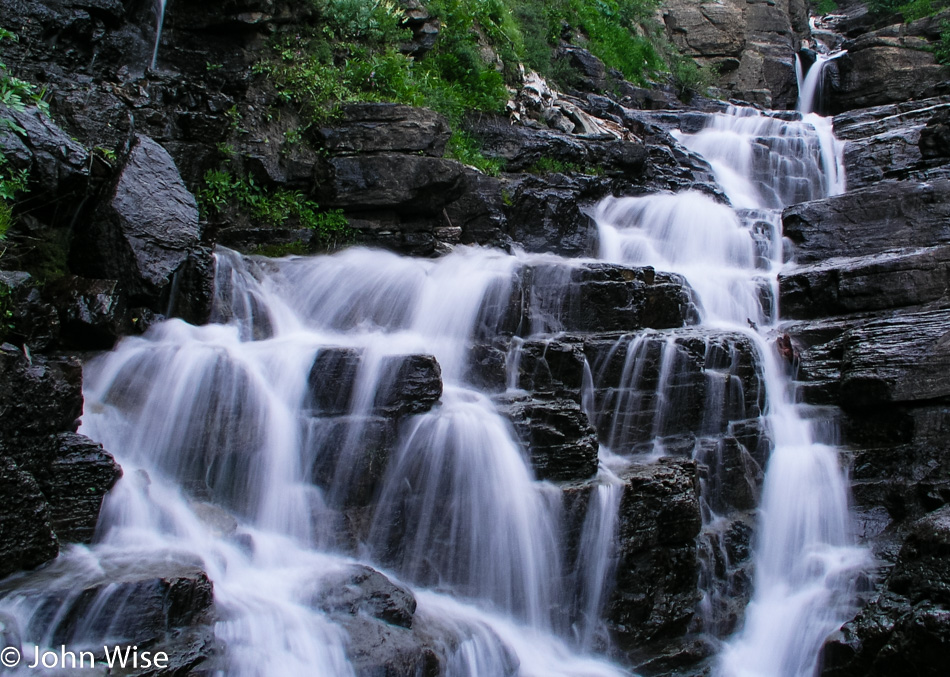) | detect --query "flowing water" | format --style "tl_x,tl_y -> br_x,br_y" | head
0,56 -> 866,677
151,0 -> 167,69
